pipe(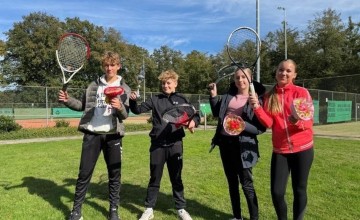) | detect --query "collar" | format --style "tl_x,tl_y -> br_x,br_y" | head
275,83 -> 295,93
